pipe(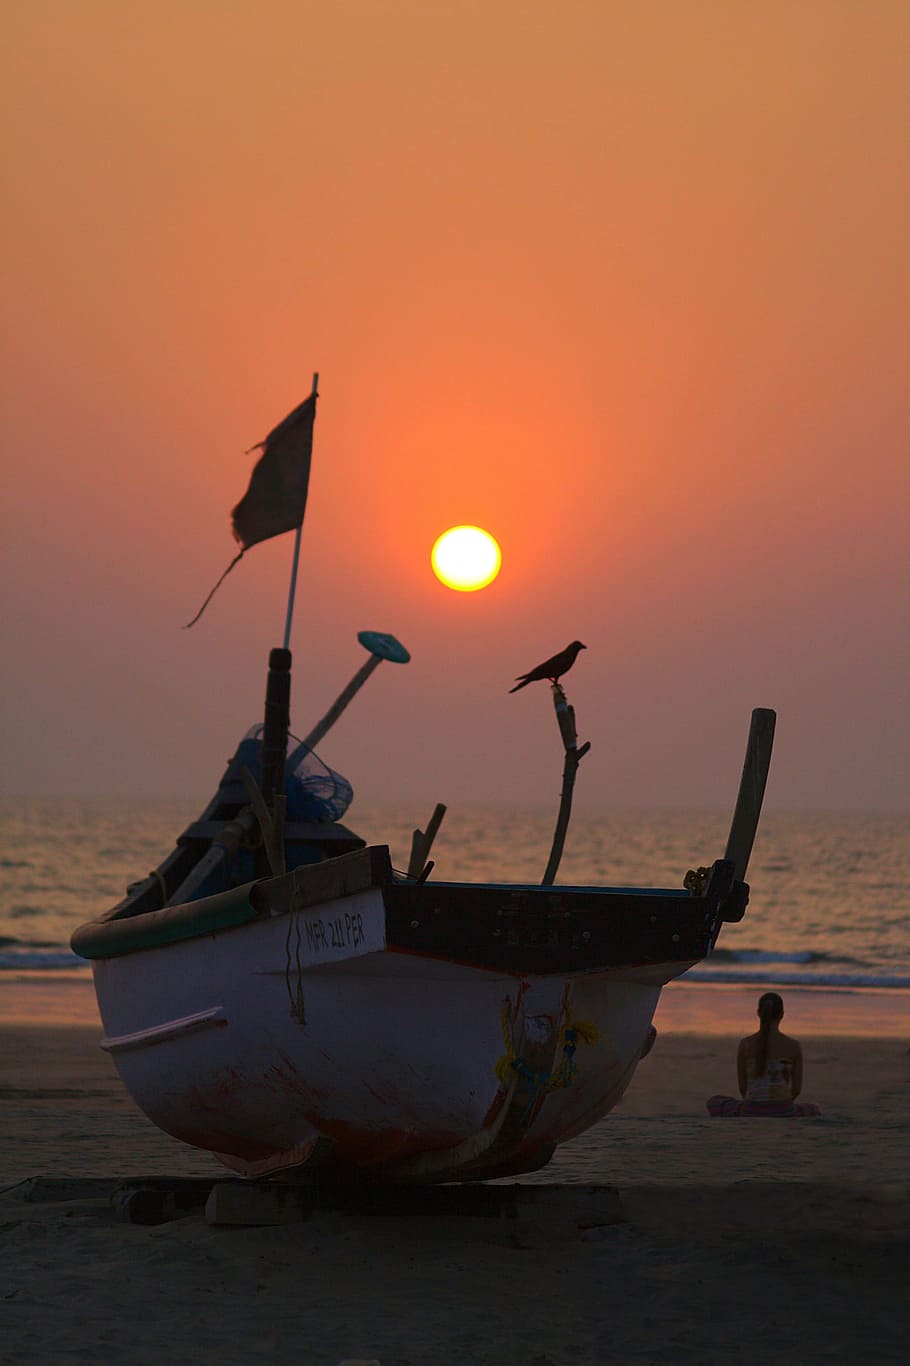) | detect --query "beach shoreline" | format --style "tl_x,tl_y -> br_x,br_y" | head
3,970 -> 907,1034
